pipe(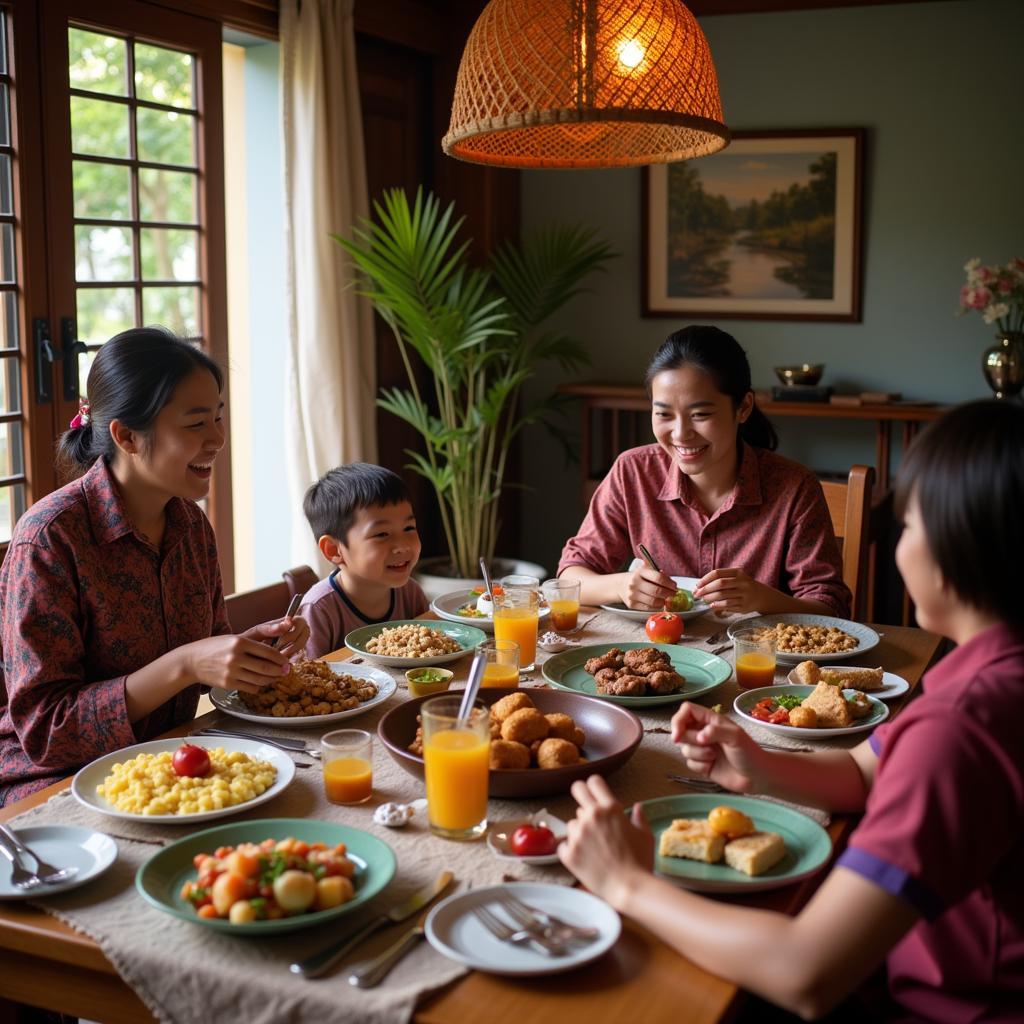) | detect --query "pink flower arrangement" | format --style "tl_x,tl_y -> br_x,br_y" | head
959,257 -> 1024,334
